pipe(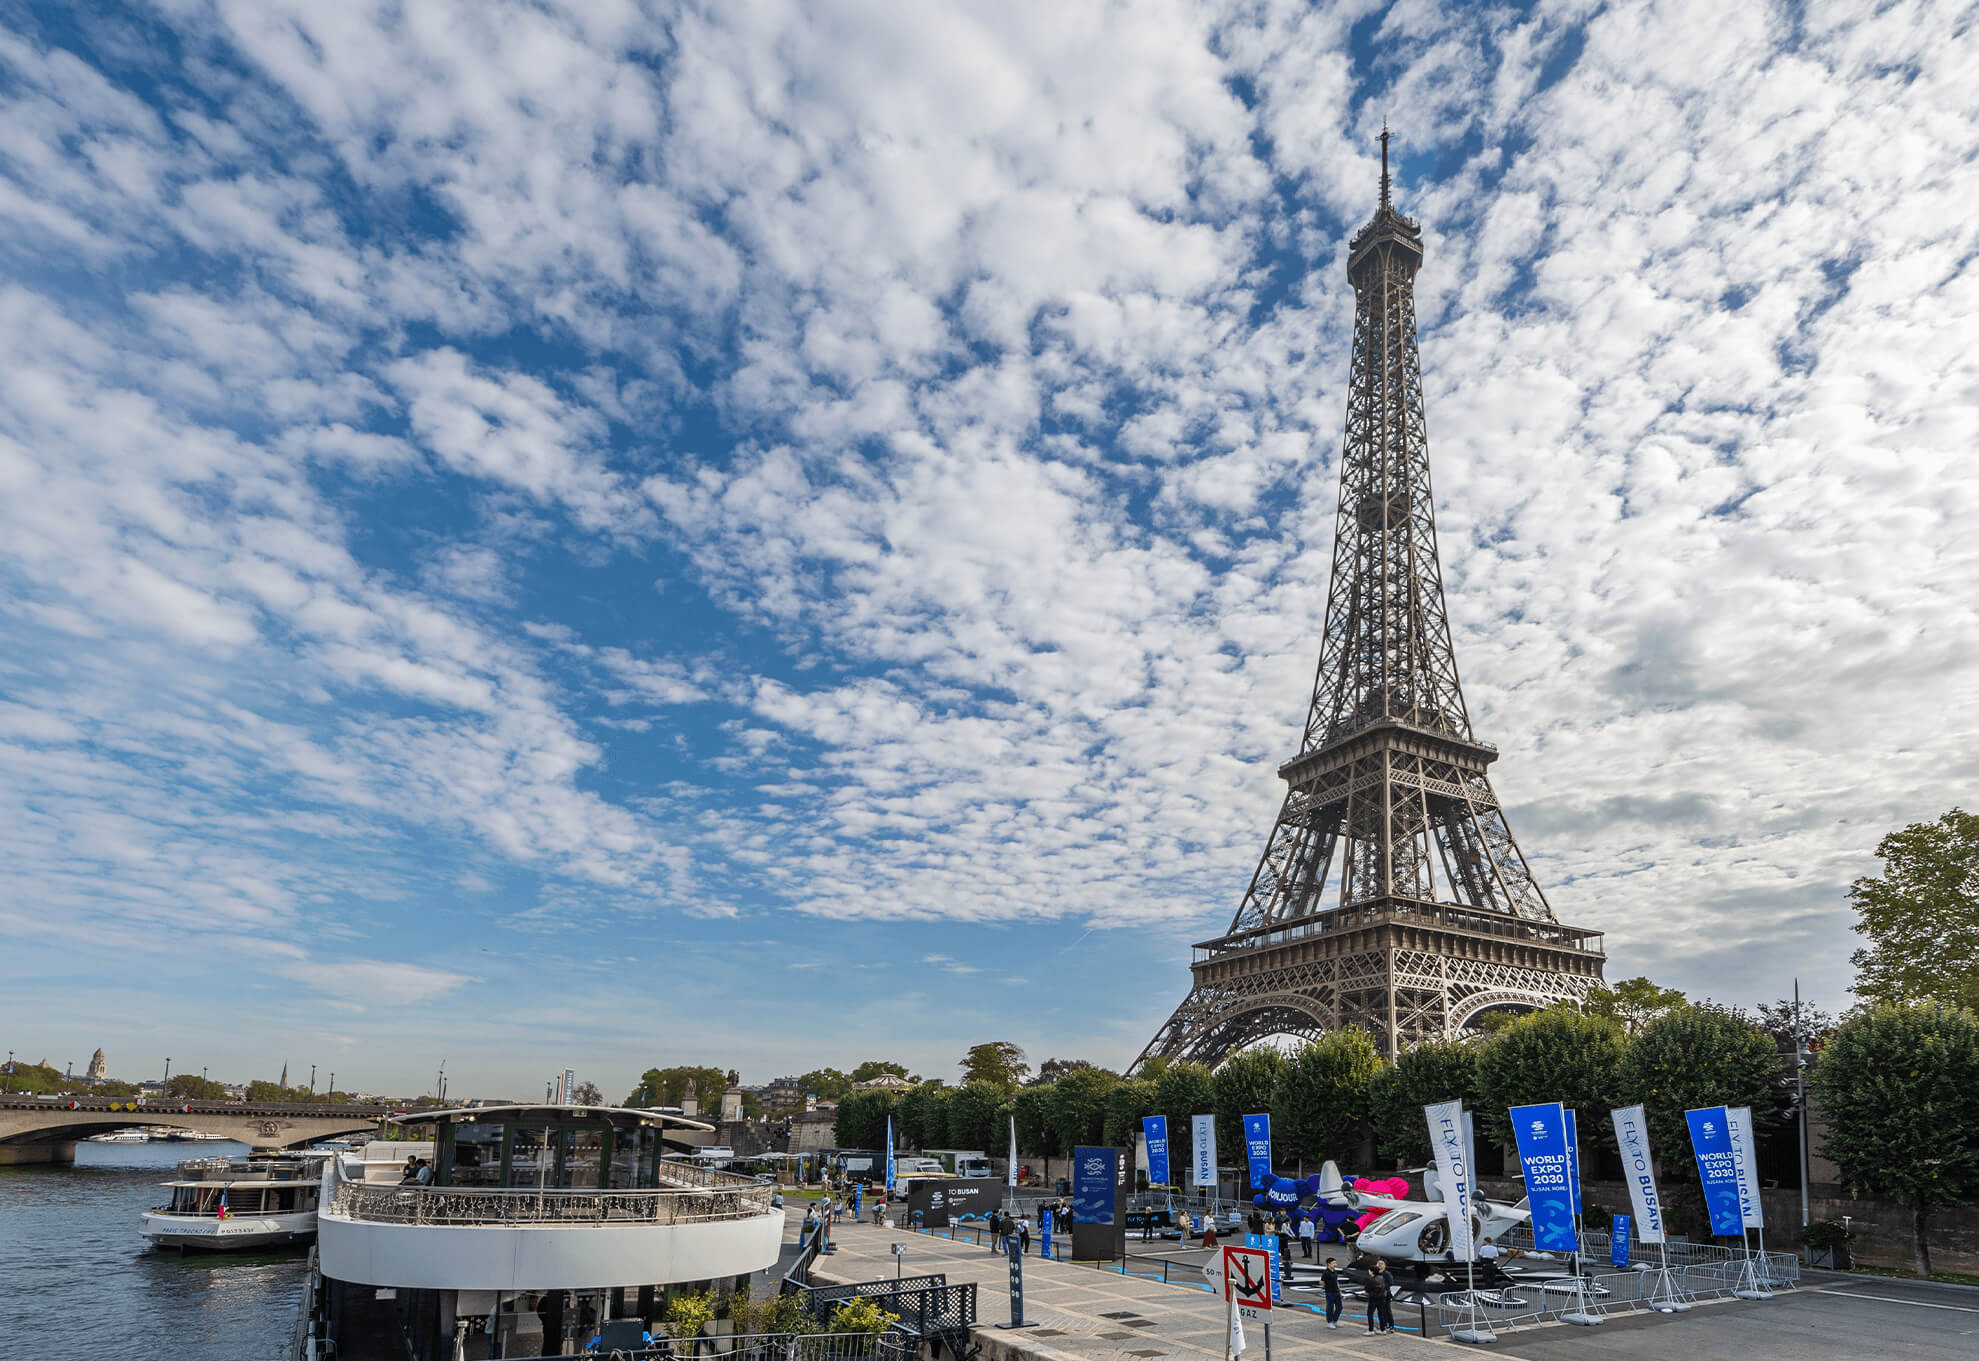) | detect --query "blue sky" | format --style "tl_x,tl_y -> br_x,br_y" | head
3,1 -> 1976,1100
